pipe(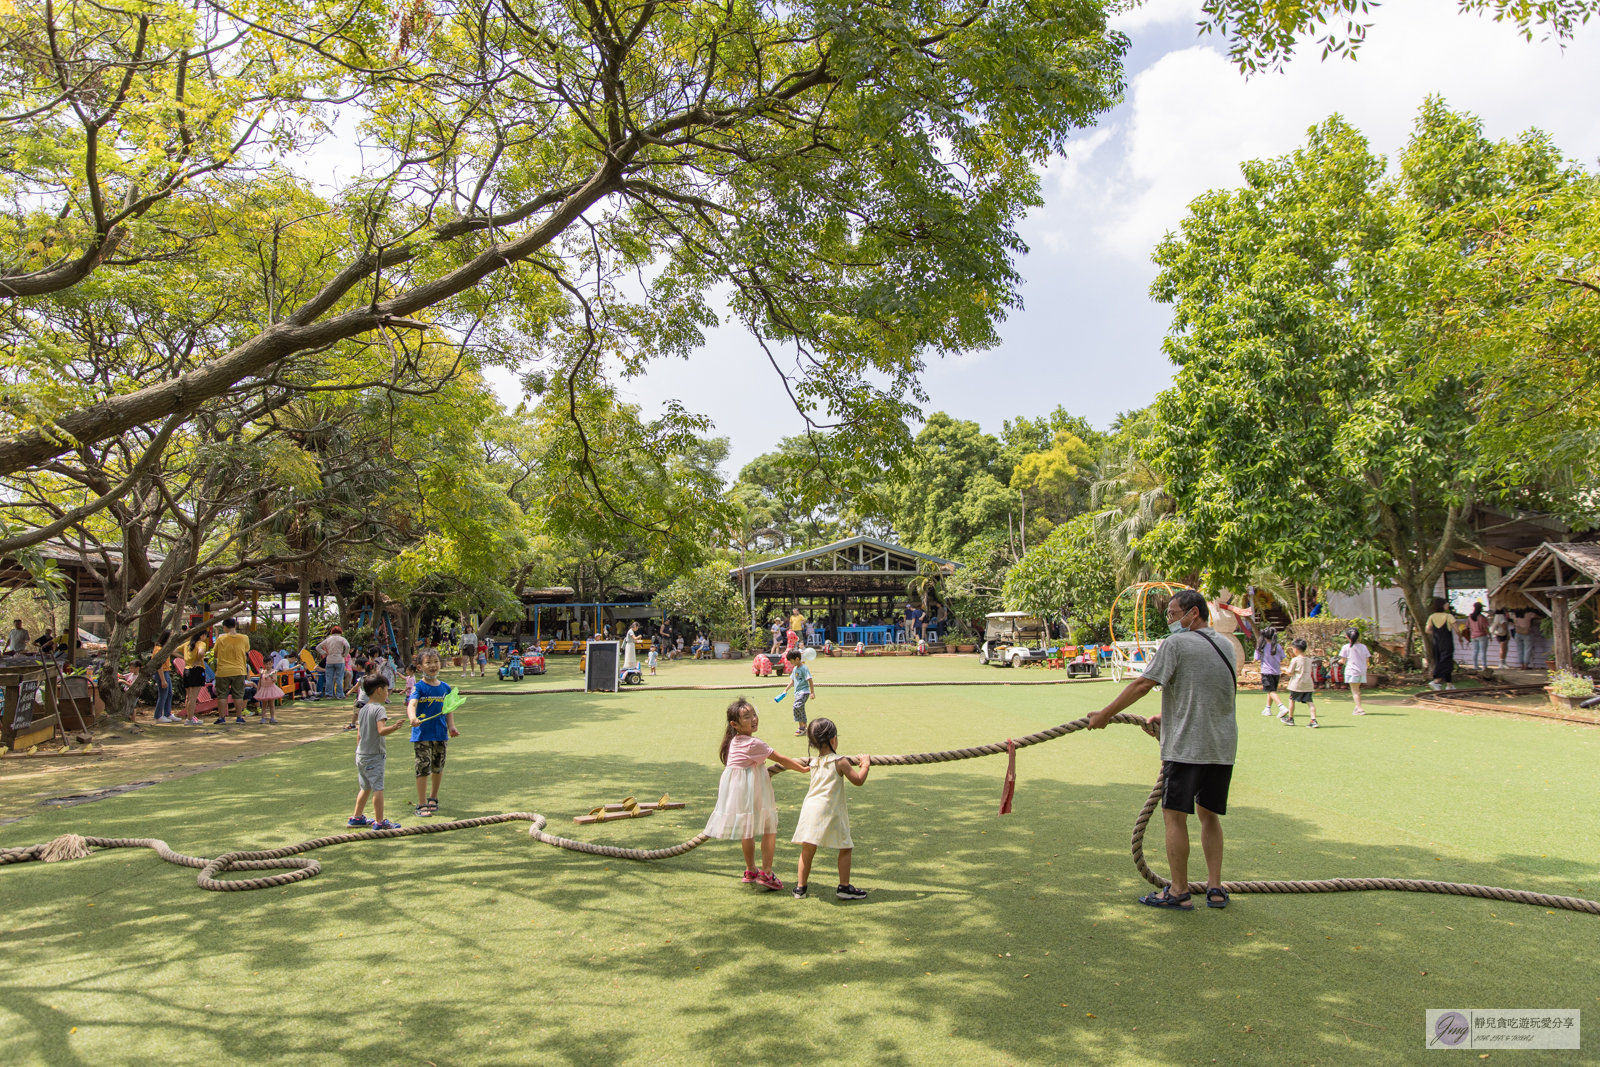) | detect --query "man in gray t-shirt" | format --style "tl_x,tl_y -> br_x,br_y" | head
1088,590 -> 1239,911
